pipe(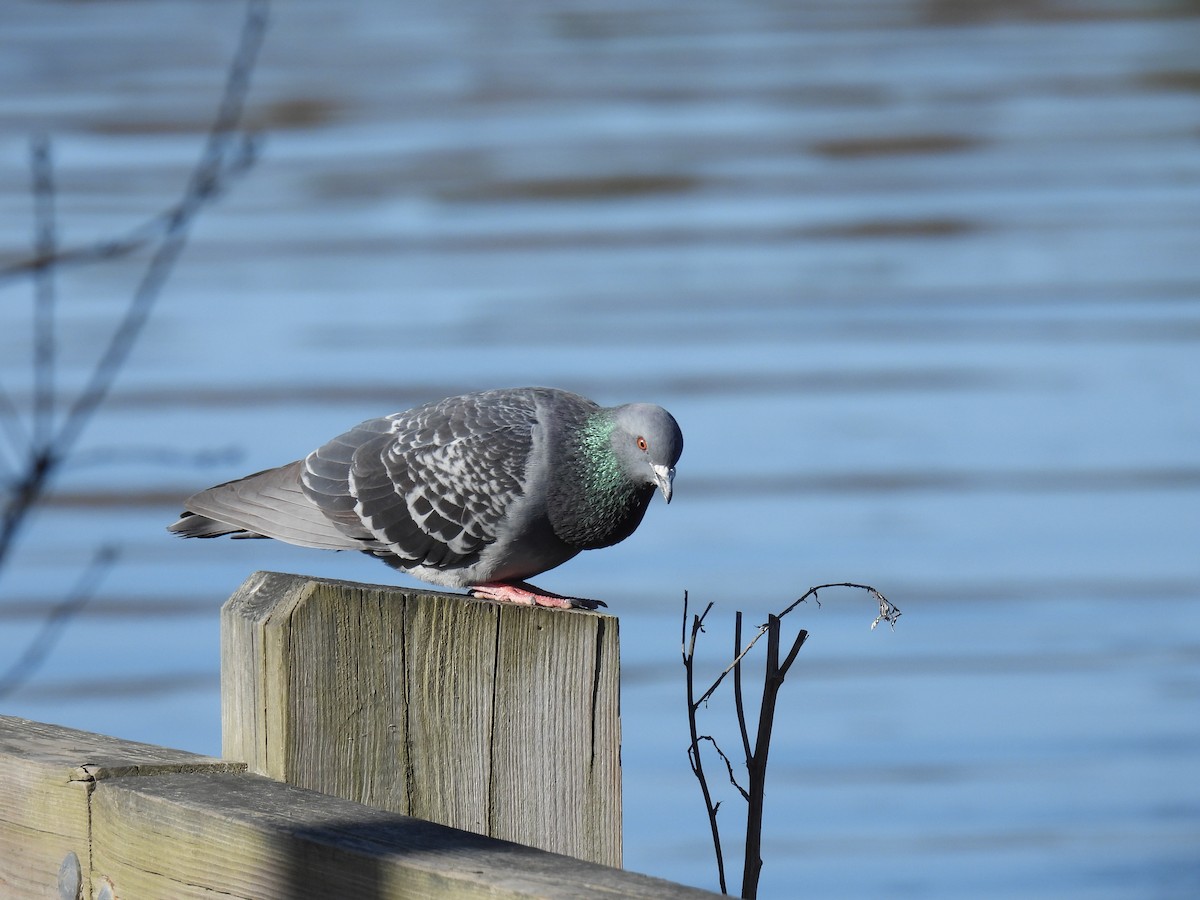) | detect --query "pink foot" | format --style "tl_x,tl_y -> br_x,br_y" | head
469,581 -> 606,611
